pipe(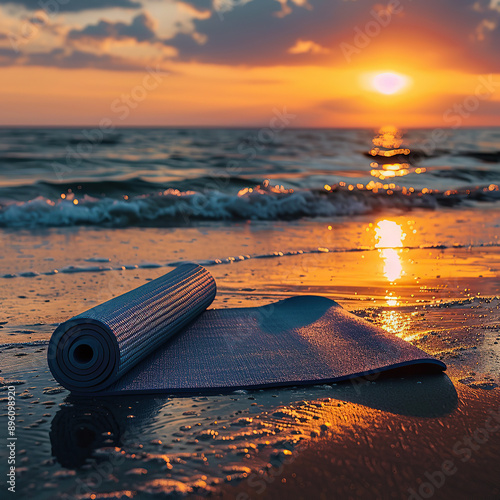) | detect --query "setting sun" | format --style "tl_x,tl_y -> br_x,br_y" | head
371,72 -> 410,95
